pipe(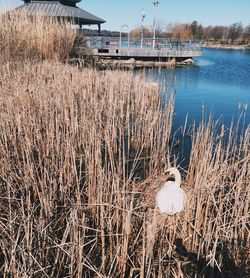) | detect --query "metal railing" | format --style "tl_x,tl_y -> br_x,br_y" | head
86,36 -> 202,51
